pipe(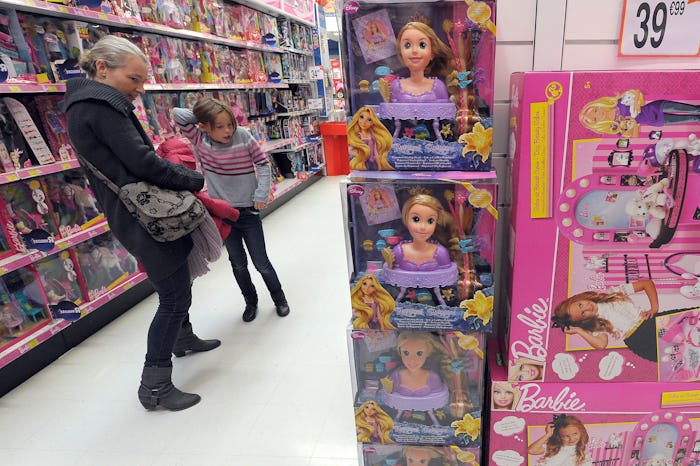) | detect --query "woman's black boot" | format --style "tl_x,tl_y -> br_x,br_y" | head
137,366 -> 200,411
272,291 -> 290,317
242,294 -> 258,322
173,322 -> 221,357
